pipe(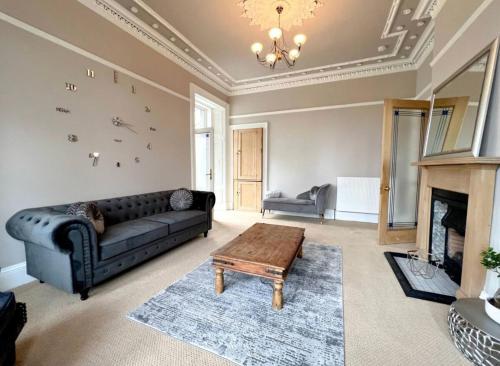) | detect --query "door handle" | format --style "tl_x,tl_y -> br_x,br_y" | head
206,169 -> 213,180
383,186 -> 390,192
